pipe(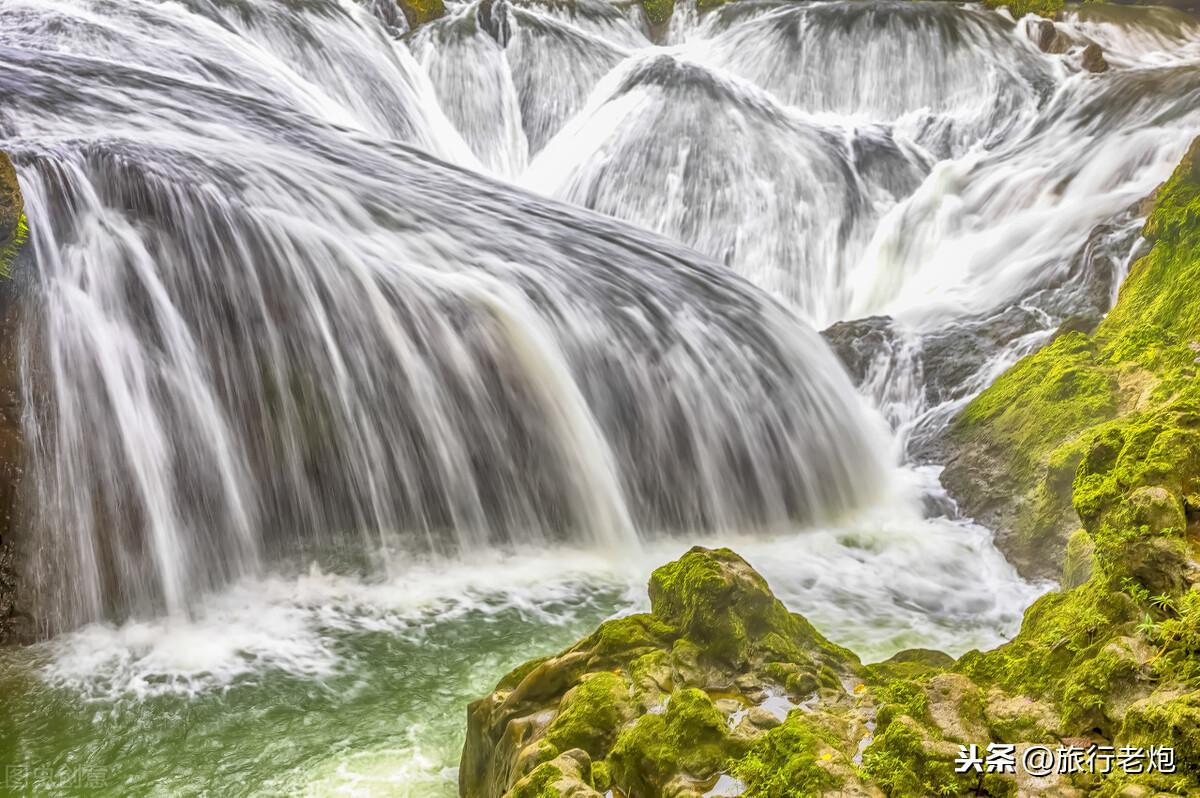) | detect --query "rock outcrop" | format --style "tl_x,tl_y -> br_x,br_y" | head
0,150 -> 27,643
942,136 -> 1200,582
461,546 -> 883,798
0,152 -> 24,278
397,0 -> 445,30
